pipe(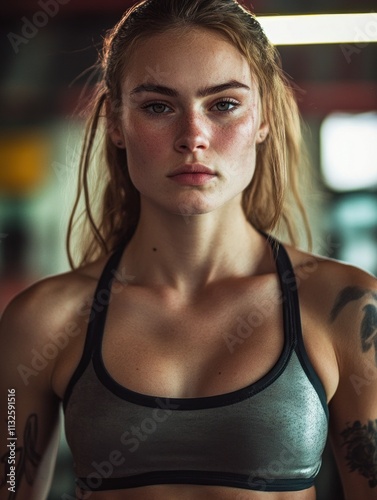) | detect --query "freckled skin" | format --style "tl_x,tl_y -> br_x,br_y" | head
110,28 -> 268,217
